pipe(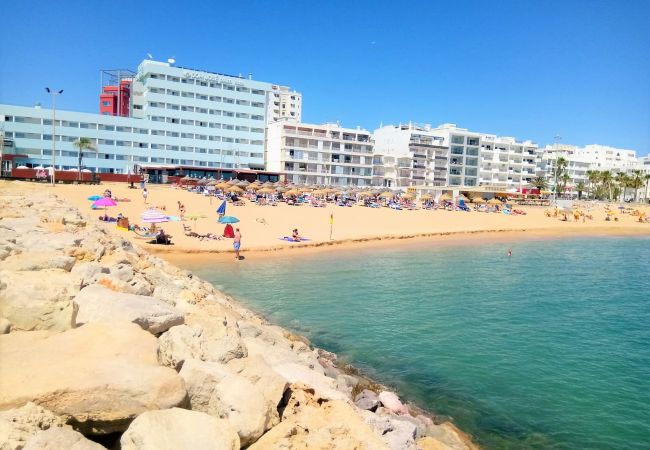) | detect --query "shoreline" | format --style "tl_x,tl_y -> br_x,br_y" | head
158,225 -> 649,264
